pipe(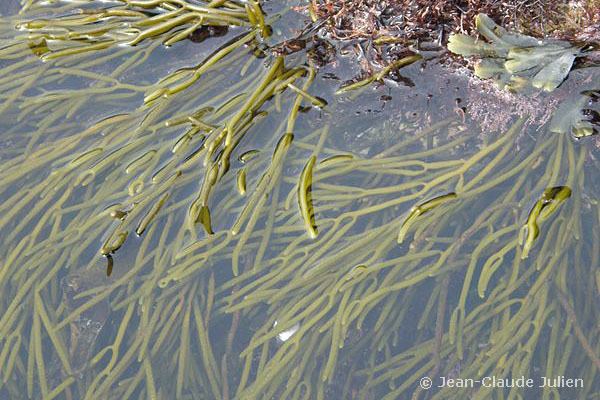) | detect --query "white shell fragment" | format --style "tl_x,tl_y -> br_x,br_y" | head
273,320 -> 300,343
